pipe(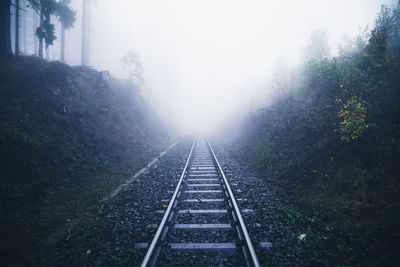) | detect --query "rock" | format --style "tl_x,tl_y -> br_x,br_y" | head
260,241 -> 273,248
